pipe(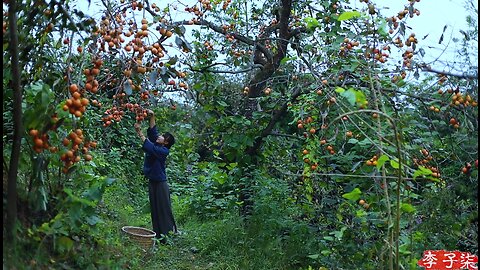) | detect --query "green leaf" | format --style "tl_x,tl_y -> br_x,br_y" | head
213,171 -> 227,184
390,159 -> 399,169
401,203 -> 416,213
174,25 -> 186,35
377,19 -> 389,37
321,249 -> 332,255
338,11 -> 361,21
413,166 -> 432,180
303,17 -> 320,30
338,88 -> 366,107
307,254 -> 320,259
376,155 -> 390,170
347,138 -> 359,144
399,243 -> 412,254
356,209 -> 367,217
329,226 -> 347,240
124,80 -> 132,95
280,56 -> 297,65
341,89 -> 356,106
335,87 -> 346,94
149,69 -> 159,86
323,236 -> 334,241
217,101 -> 228,107
168,56 -> 178,65
86,215 -> 101,225
56,236 -> 74,253
342,187 -> 362,201
353,89 -> 366,107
